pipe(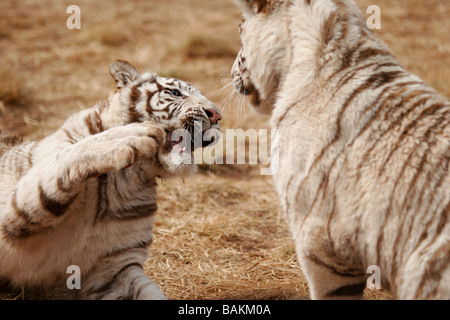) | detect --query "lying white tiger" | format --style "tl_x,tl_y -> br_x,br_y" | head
0,60 -> 222,299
